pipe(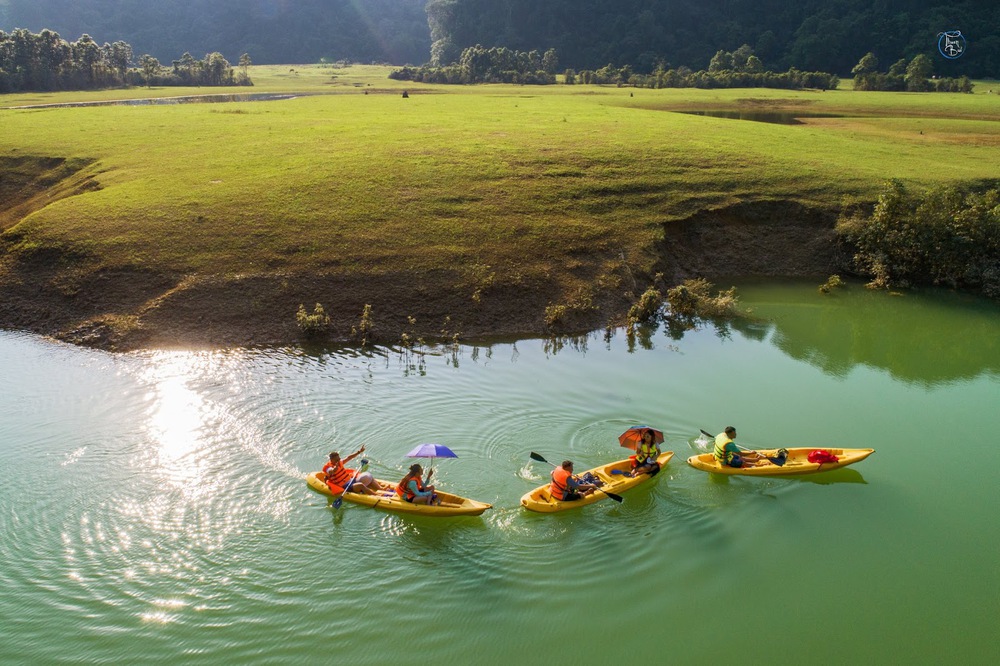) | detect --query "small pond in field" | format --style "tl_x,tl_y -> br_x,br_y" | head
6,92 -> 304,110
677,109 -> 846,124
